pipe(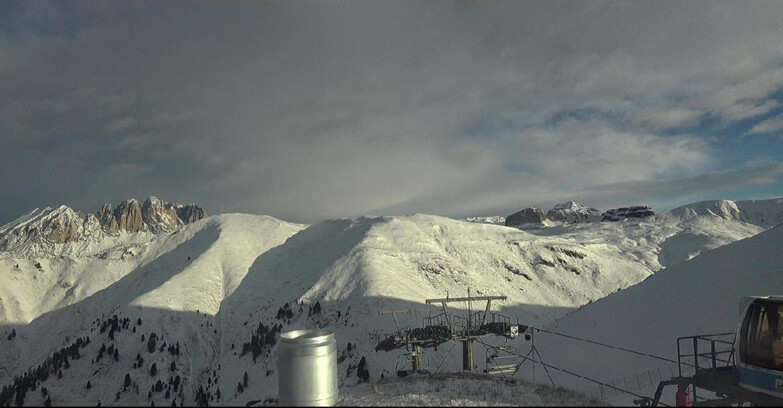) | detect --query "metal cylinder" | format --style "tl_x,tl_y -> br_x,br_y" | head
278,329 -> 338,406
